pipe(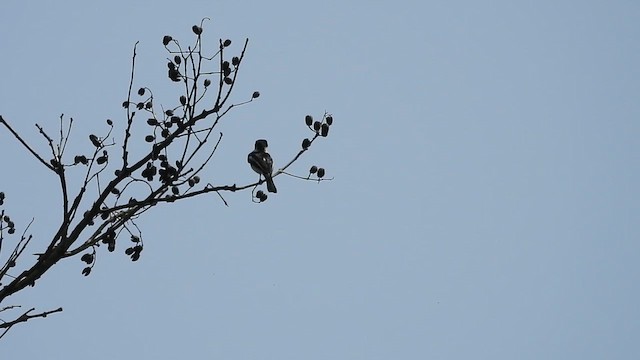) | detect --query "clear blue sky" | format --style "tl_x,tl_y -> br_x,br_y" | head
1,1 -> 639,359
